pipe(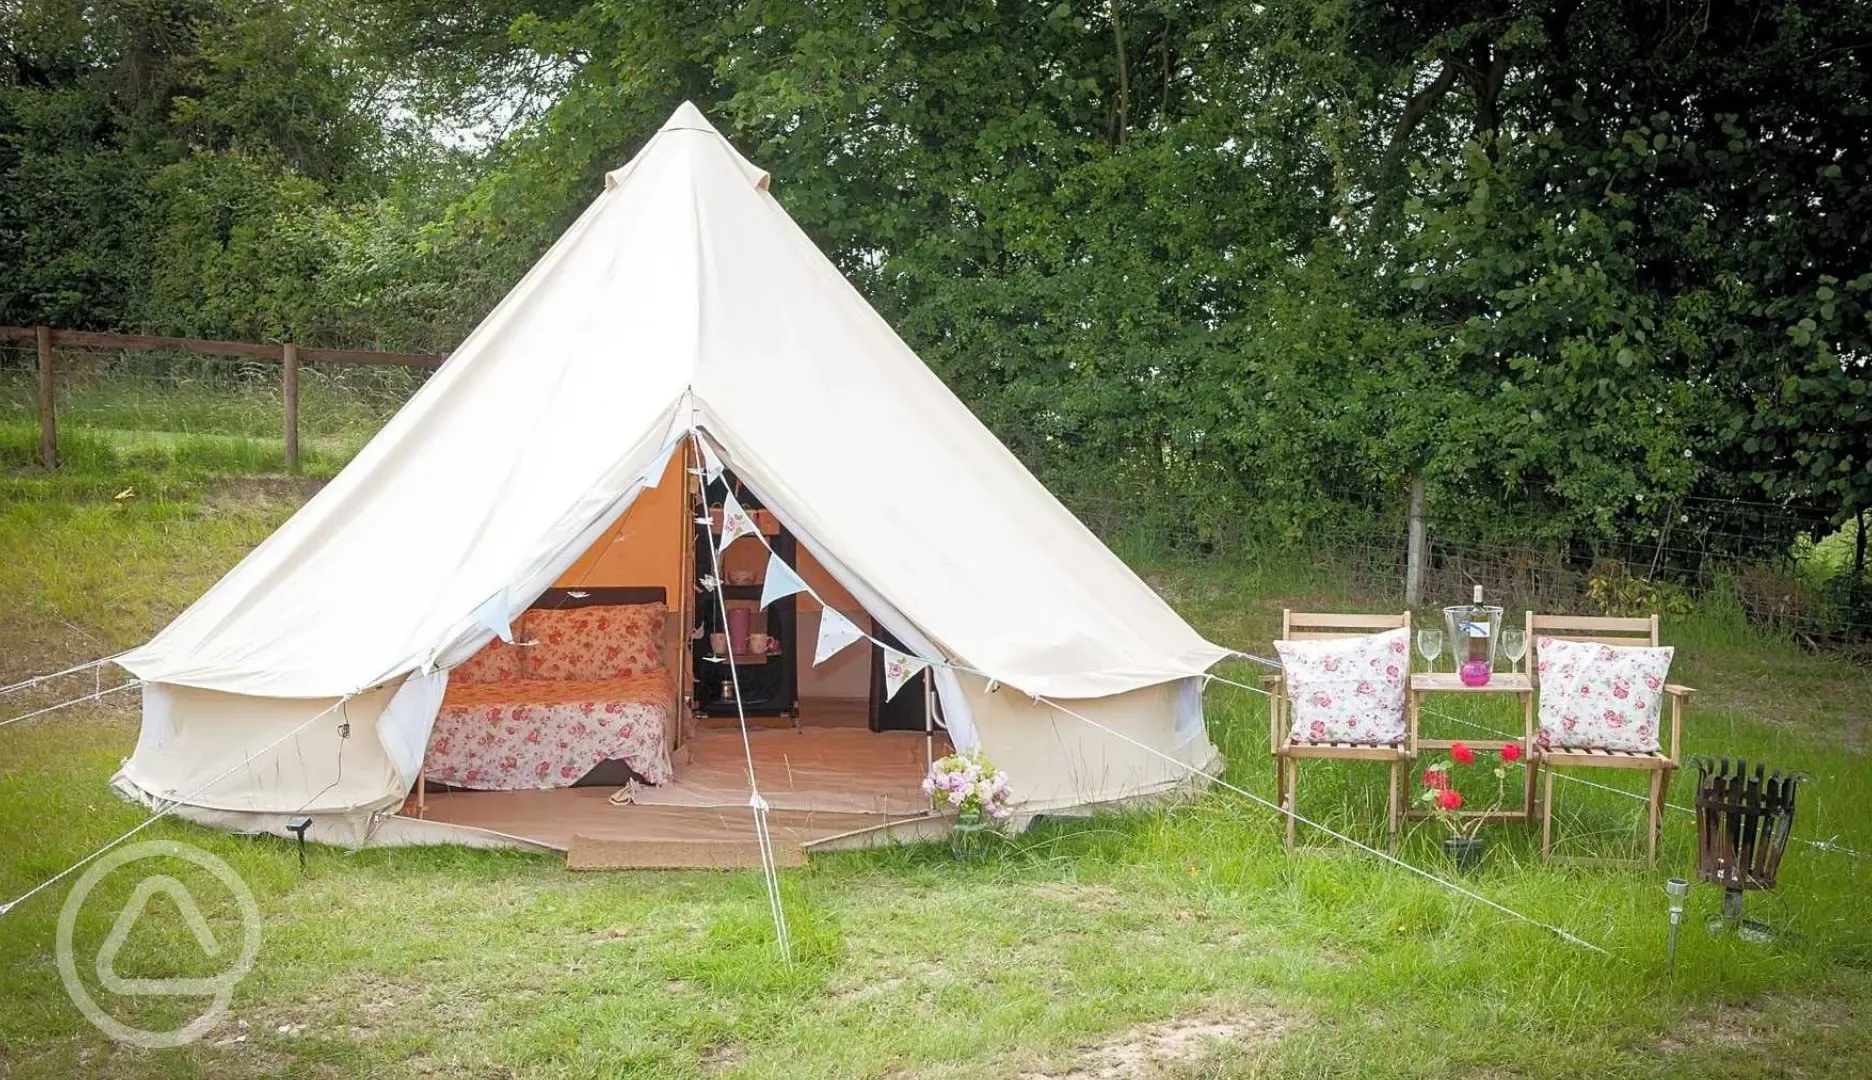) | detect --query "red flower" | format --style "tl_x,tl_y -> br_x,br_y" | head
1422,768 -> 1449,790
1500,742 -> 1524,763
1451,741 -> 1476,765
1436,788 -> 1464,811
